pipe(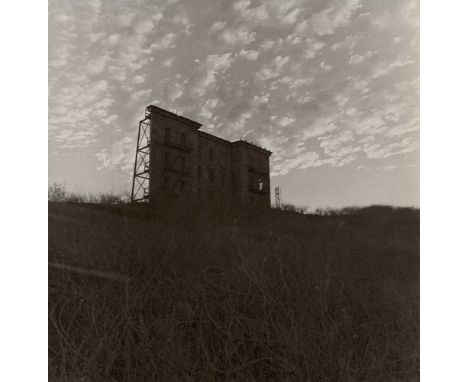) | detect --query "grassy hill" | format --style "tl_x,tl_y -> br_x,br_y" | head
49,202 -> 419,381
